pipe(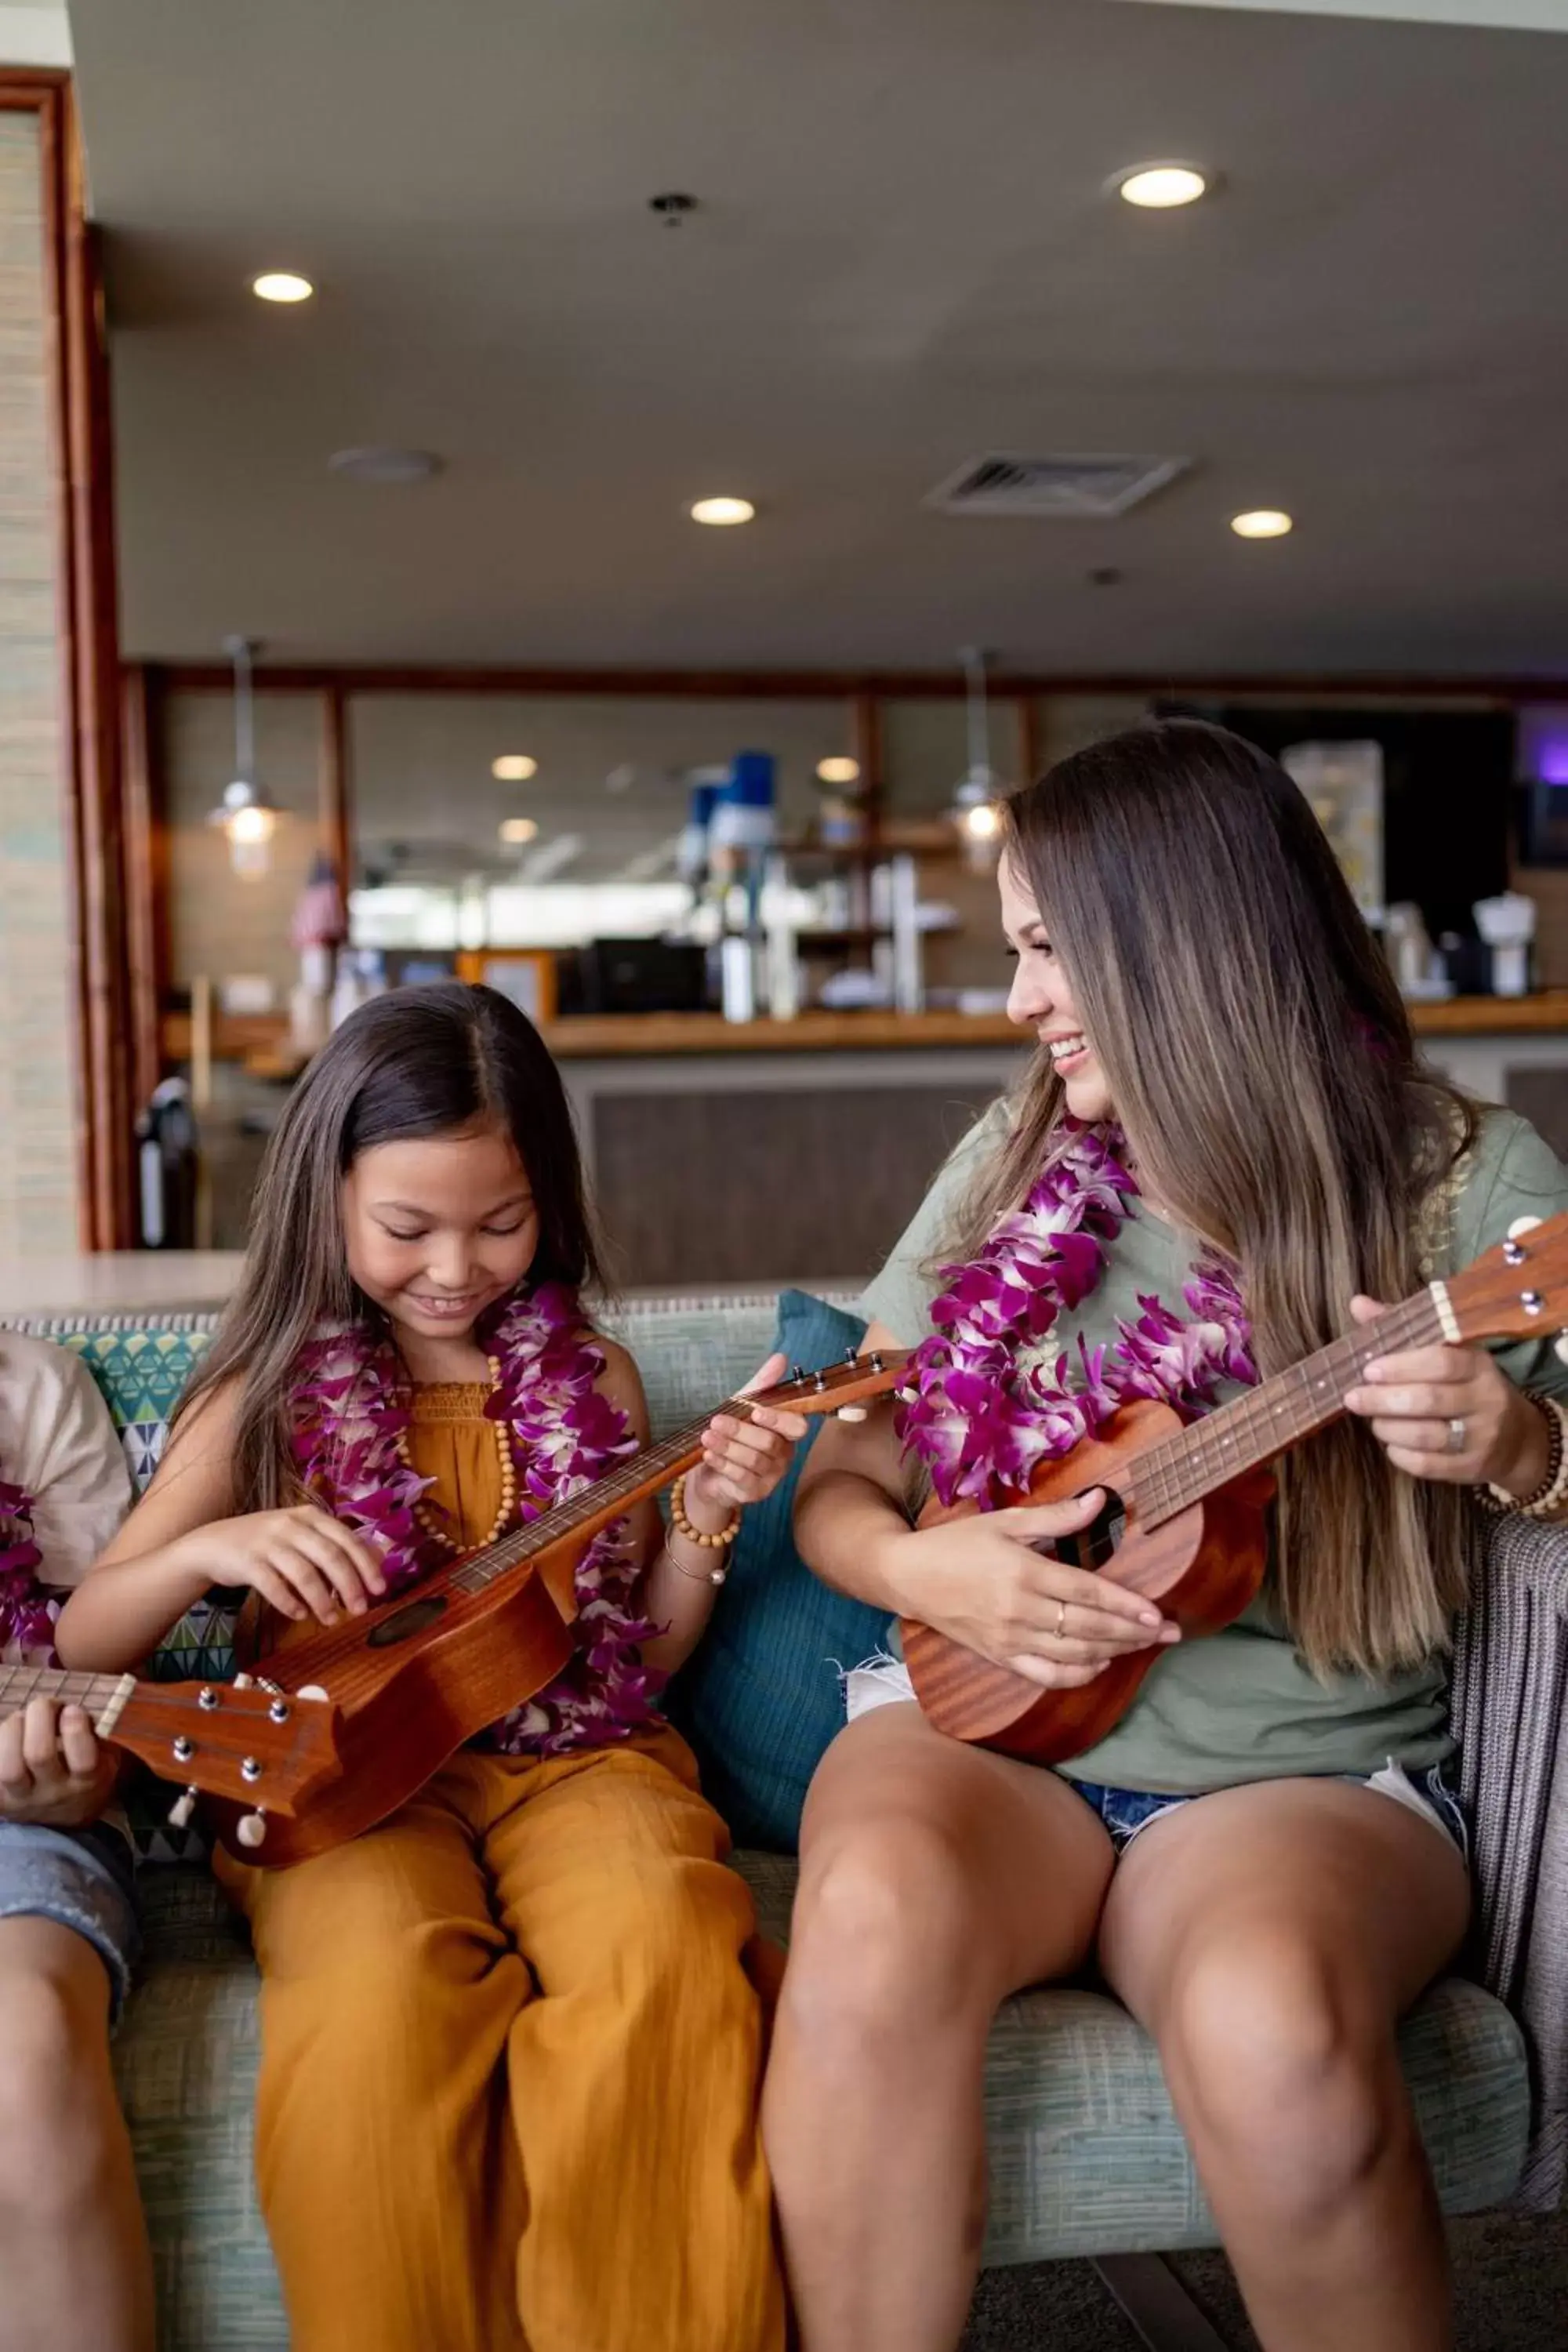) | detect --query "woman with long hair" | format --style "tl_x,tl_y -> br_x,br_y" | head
763,720 -> 1568,2352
